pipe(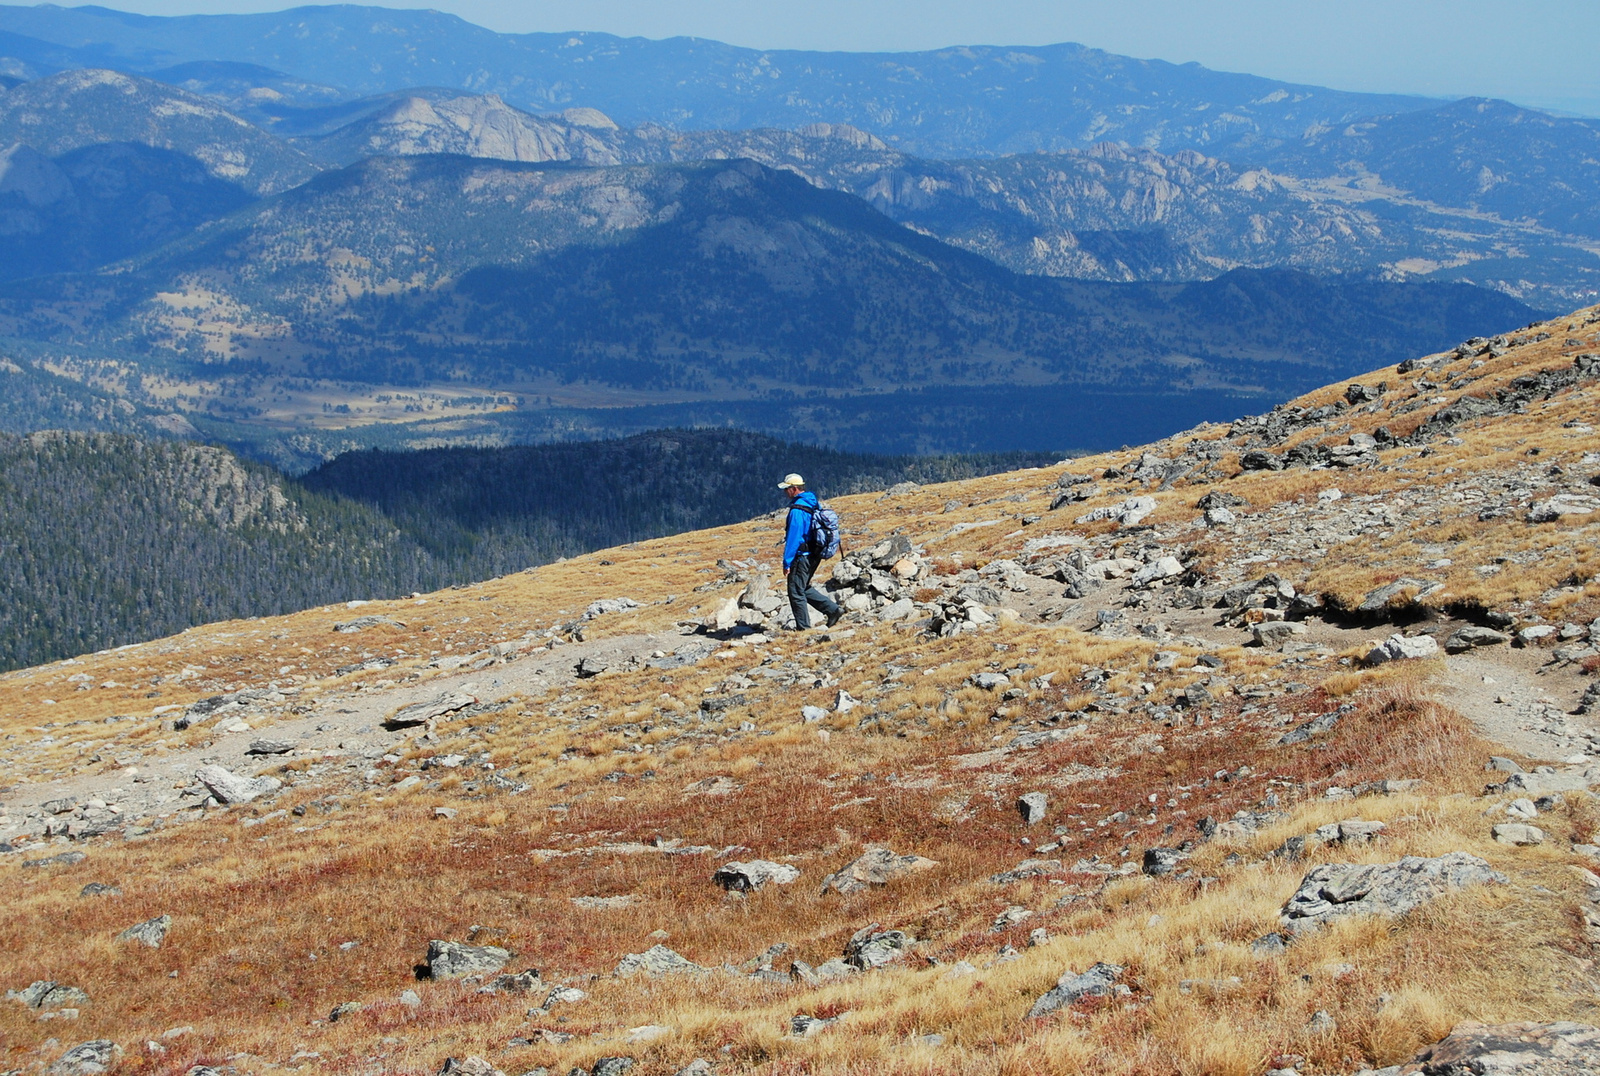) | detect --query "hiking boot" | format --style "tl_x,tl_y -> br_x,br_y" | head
825,608 -> 845,628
